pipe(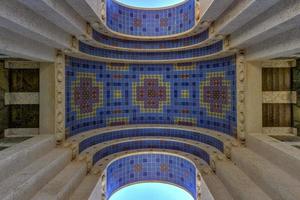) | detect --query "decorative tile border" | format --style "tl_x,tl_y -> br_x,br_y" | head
92,29 -> 209,50
79,40 -> 223,60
